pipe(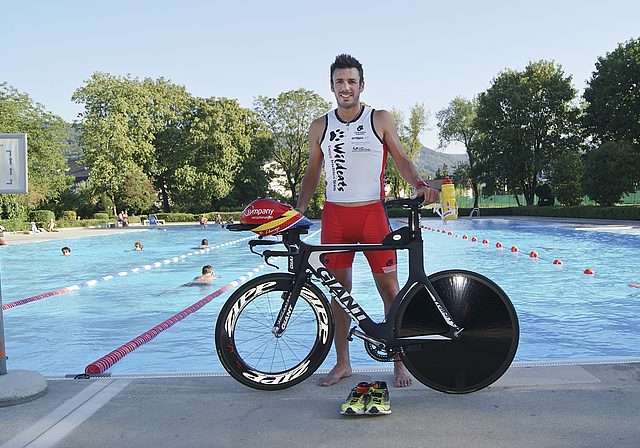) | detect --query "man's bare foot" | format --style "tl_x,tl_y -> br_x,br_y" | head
394,360 -> 413,387
318,364 -> 352,386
